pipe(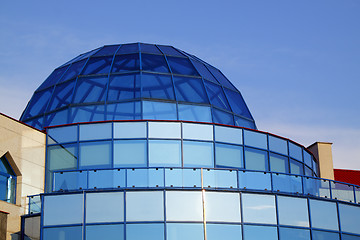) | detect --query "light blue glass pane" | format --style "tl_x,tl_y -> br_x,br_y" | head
174,76 -> 207,103
86,192 -> 124,223
167,223 -> 204,240
238,171 -> 271,190
215,125 -> 242,145
47,125 -> 77,144
149,140 -> 181,167
166,191 -> 203,221
143,101 -> 177,120
289,142 -> 303,161
47,80 -> 76,111
313,159 -> 319,176
212,108 -> 234,125
183,123 -> 213,141
106,102 -> 141,121
165,168 -> 201,188
73,76 -> 108,103
79,141 -> 111,169
183,141 -> 213,168
29,195 -> 42,214
126,191 -> 164,221
44,109 -> 69,127
272,173 -> 303,194
270,153 -> 289,173
244,148 -> 268,171
88,169 -> 126,189
127,168 -> 164,187
167,57 -> 199,76
303,151 -> 312,168
82,56 -> 112,75
339,203 -> 360,235
278,196 -> 309,227
290,159 -> 304,175
141,54 -> 169,73
54,171 -> 87,191
114,140 -> 147,167
310,199 -> 339,230
107,74 -> 140,101
43,226 -> 82,240
43,194 -> 83,225
203,169 -> 237,188
141,73 -> 175,100
312,231 -> 340,240
114,122 -> 146,139
243,225 -> 277,240
303,178 -> 331,198
242,193 -> 276,224
269,135 -> 288,155
127,223 -> 164,240
234,116 -> 256,129
342,234 -> 360,240
244,130 -> 267,149
178,104 -> 212,122
149,122 -> 181,139
205,192 -> 241,222
215,143 -> 243,169
224,89 -> 252,118
79,123 -> 112,140
71,105 -> 105,123
205,81 -> 231,110
111,54 -> 139,73
207,224 -> 242,240
279,227 -> 310,240
86,224 -> 124,240
331,182 -> 355,202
